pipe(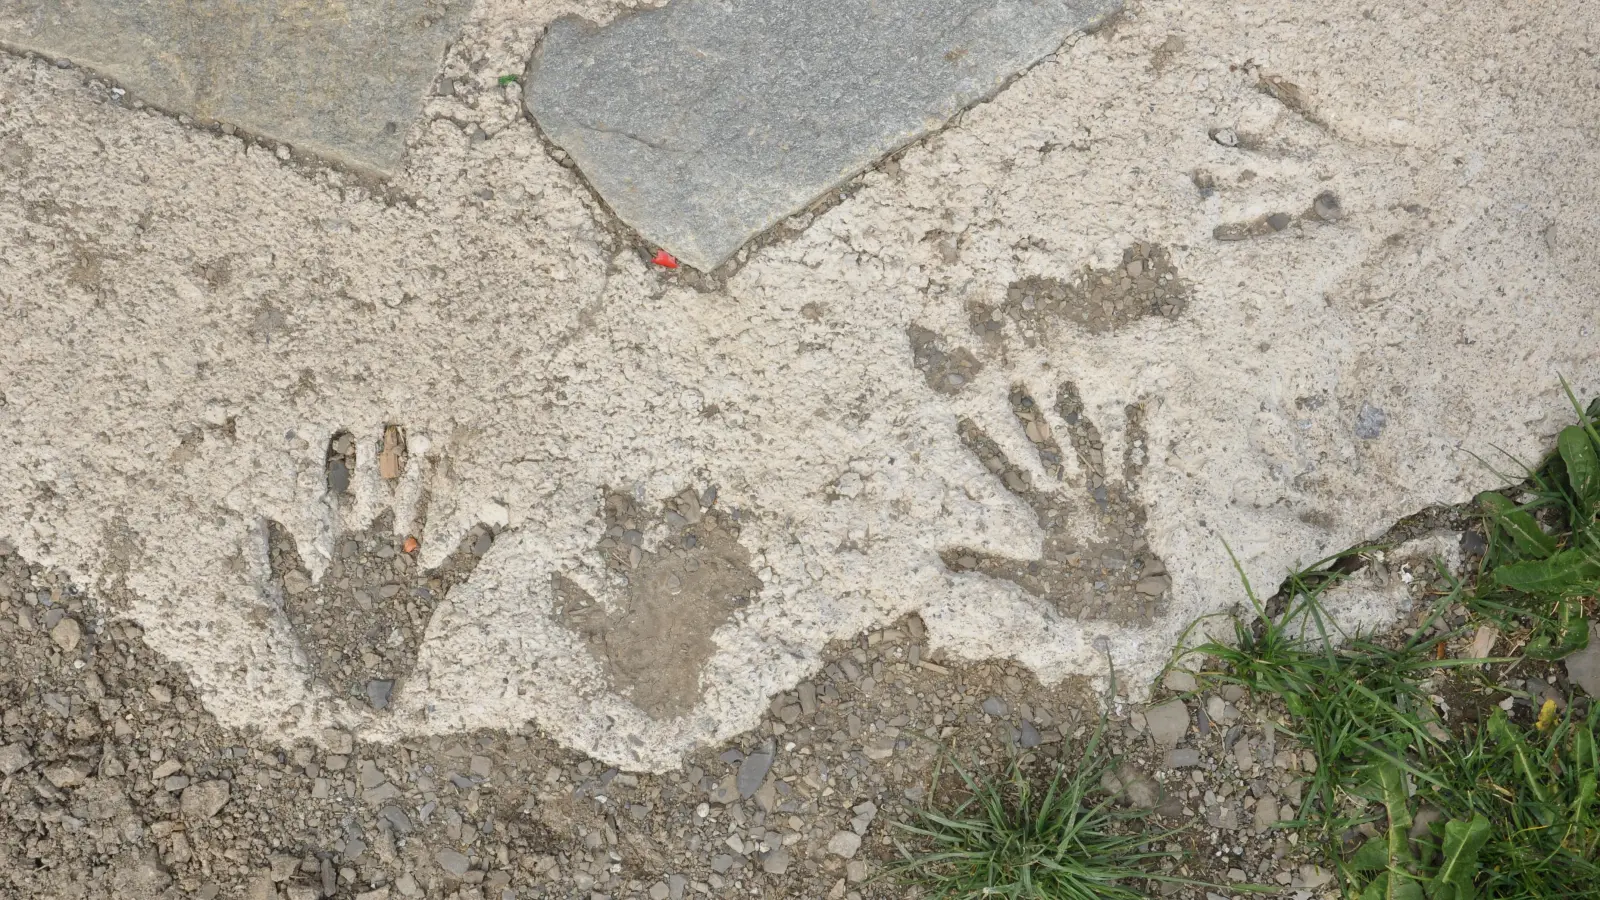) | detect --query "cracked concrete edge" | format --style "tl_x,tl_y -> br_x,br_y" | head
0,0 -> 470,176
0,39 -> 426,206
